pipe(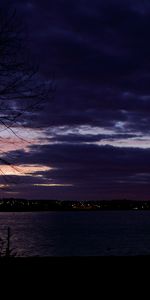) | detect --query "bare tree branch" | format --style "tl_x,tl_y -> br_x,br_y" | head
0,7 -> 54,187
